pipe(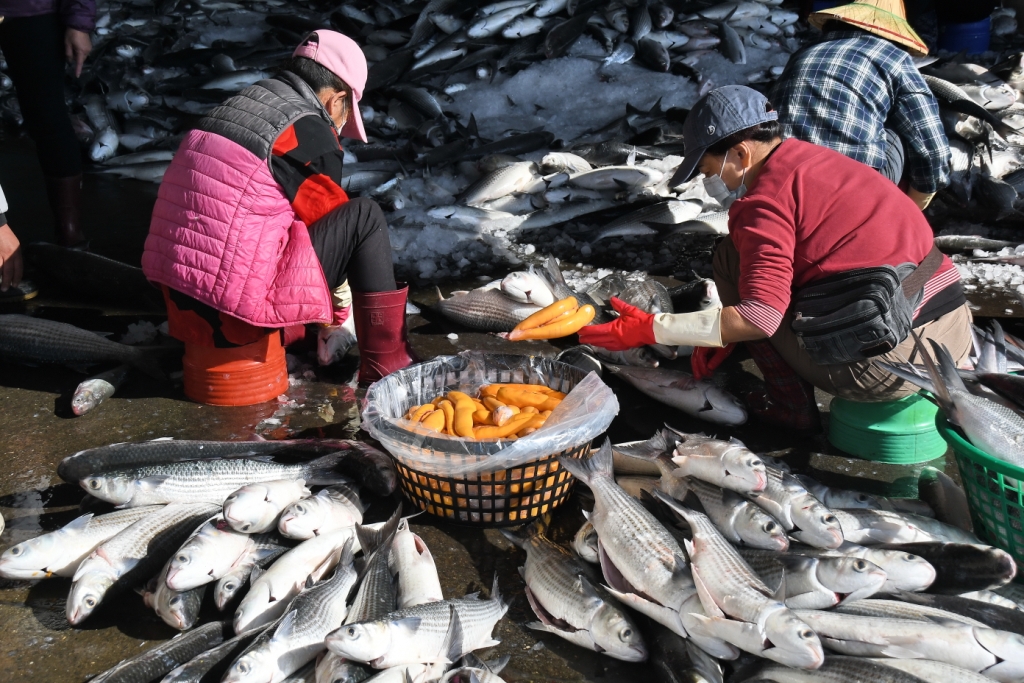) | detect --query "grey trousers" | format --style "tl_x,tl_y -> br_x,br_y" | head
713,236 -> 973,402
